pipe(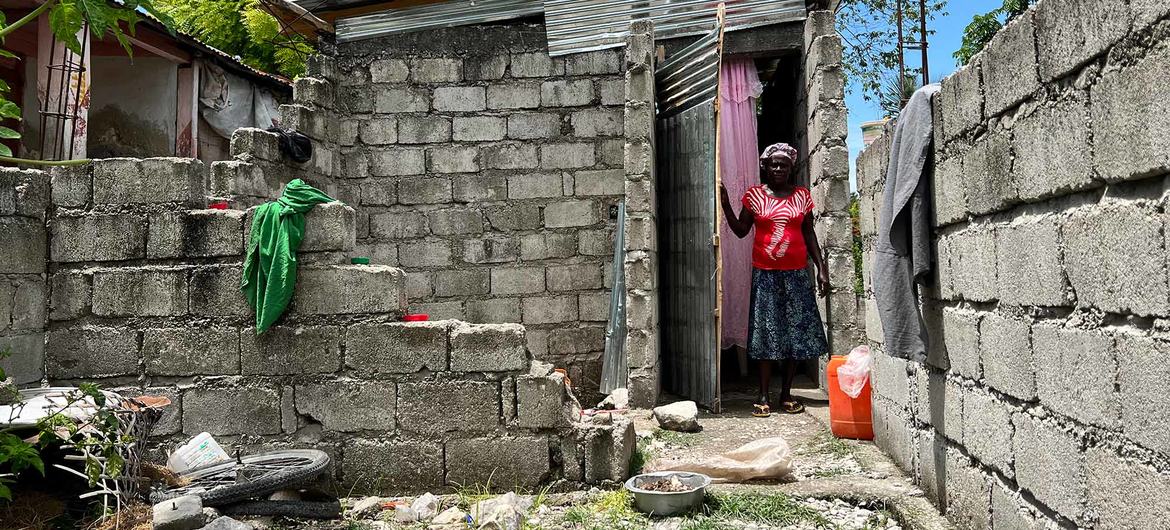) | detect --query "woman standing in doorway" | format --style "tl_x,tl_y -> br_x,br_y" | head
719,143 -> 830,416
